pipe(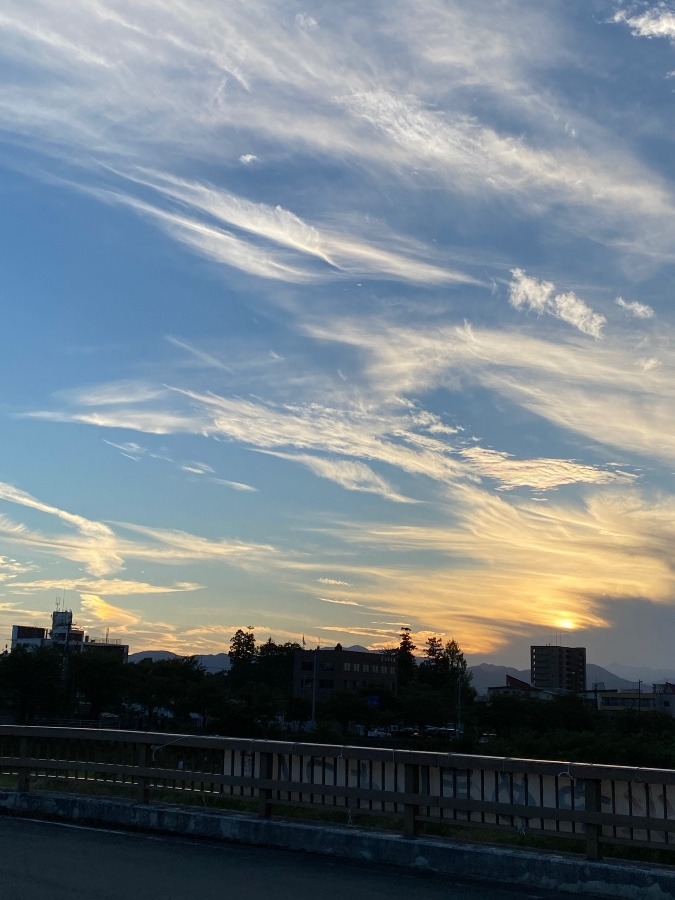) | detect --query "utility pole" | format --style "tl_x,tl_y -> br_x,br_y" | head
311,650 -> 318,723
